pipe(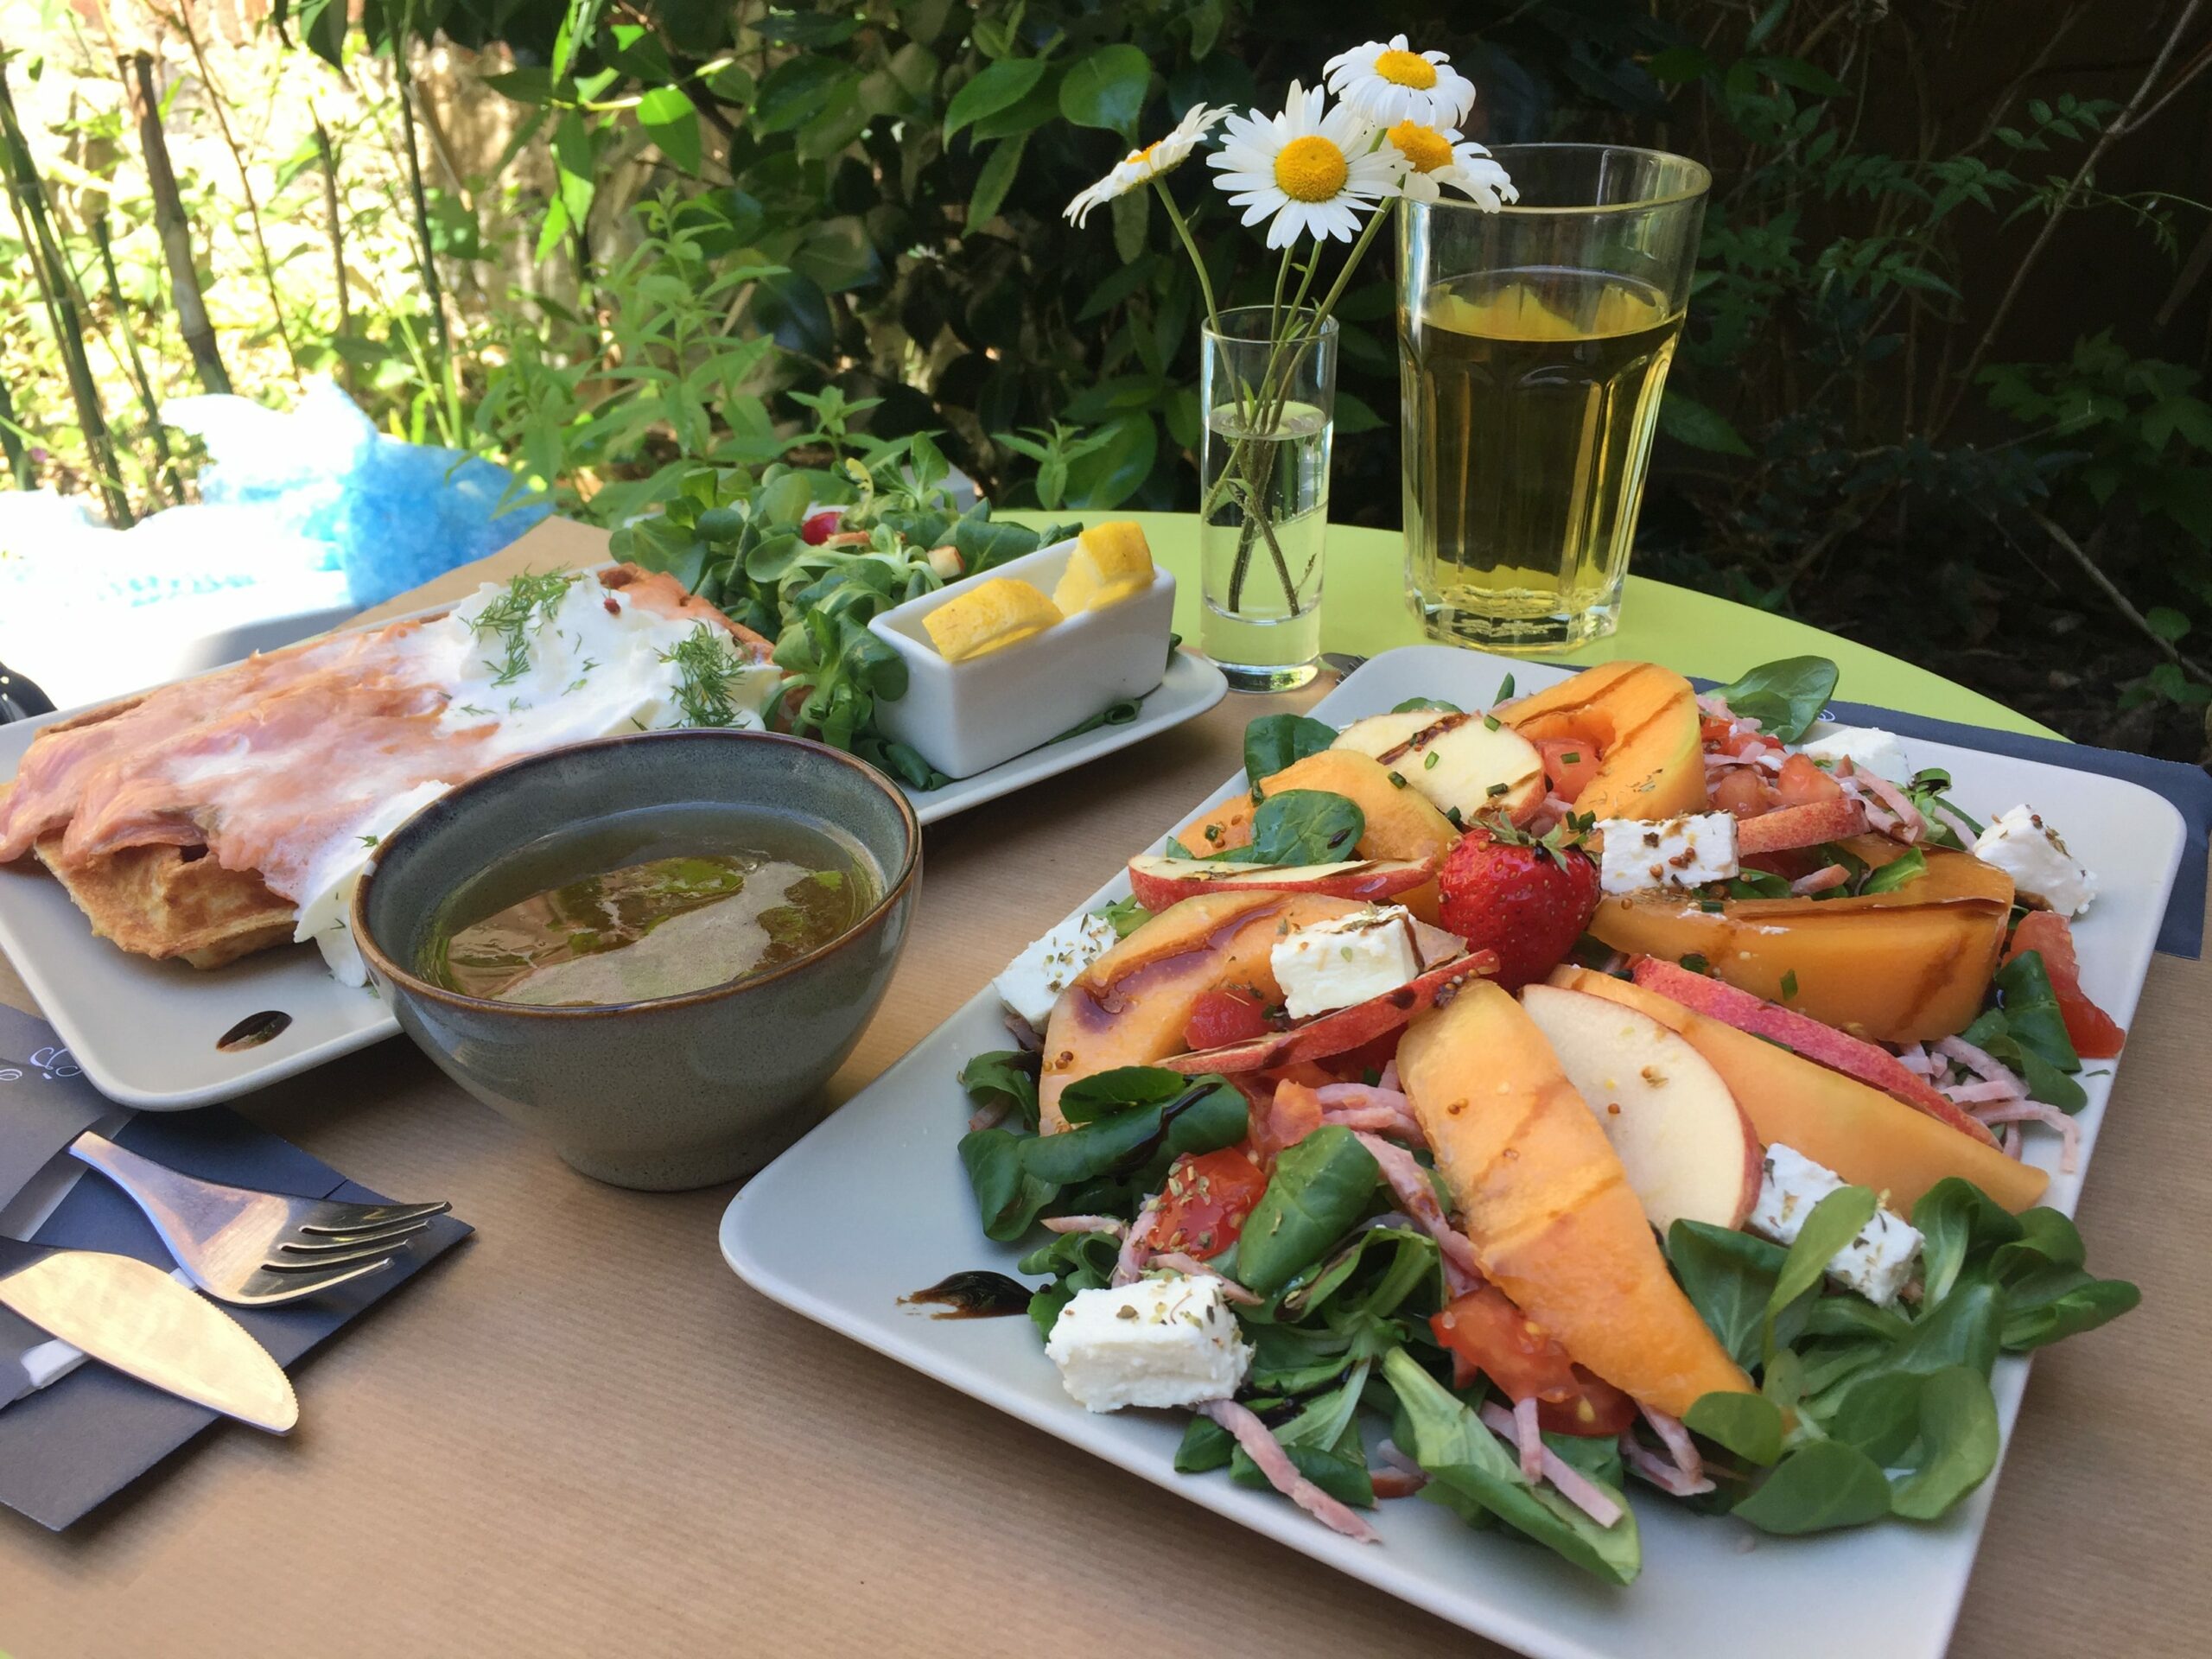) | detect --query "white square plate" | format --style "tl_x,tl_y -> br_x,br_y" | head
0,614 -> 1224,1109
721,644 -> 2186,1659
